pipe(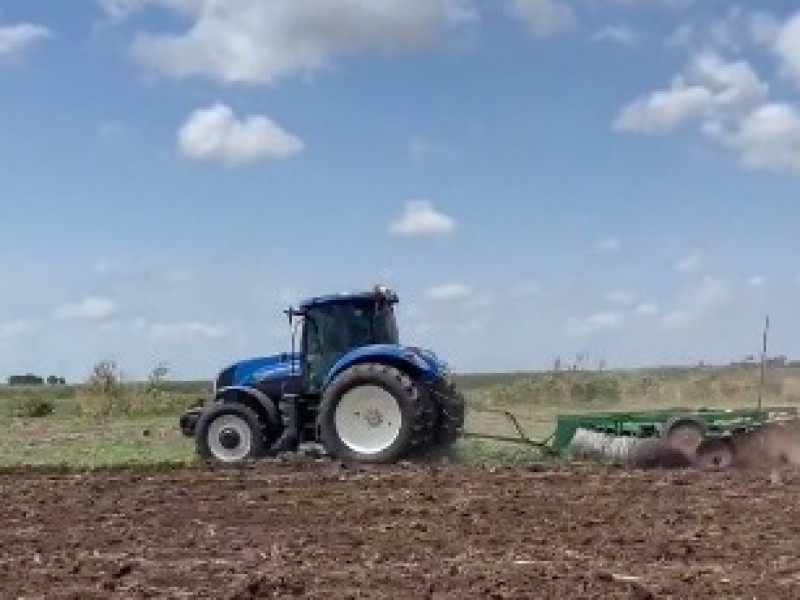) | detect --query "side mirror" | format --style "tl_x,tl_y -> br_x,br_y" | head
285,307 -> 307,323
